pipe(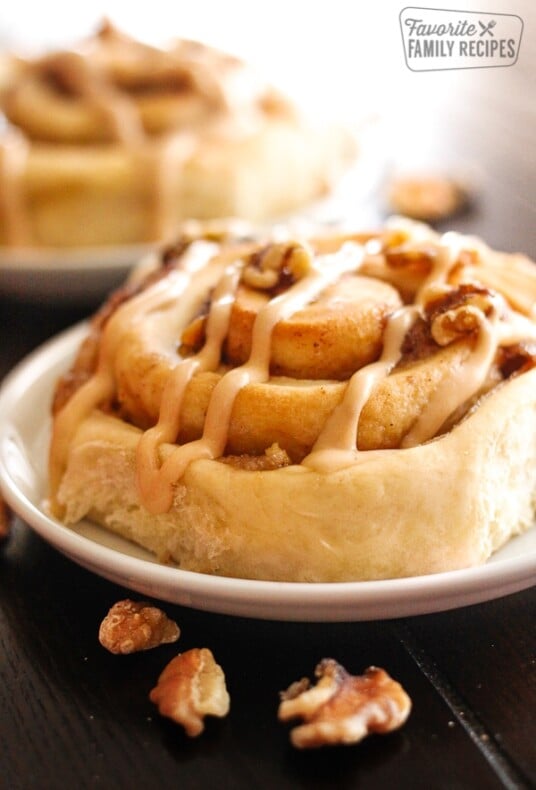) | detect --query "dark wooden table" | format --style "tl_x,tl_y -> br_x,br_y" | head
1,10 -> 535,789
